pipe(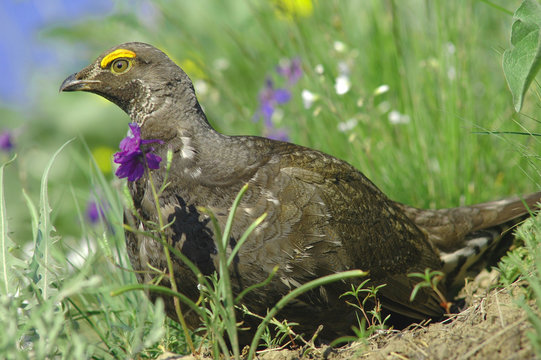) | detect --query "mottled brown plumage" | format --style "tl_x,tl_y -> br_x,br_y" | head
60,42 -> 540,342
